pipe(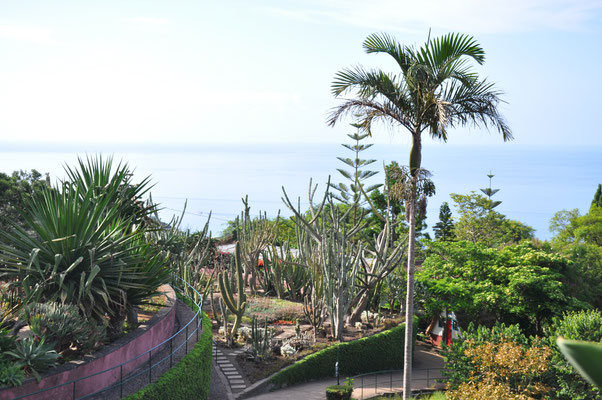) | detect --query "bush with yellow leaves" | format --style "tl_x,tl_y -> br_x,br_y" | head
446,337 -> 552,400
